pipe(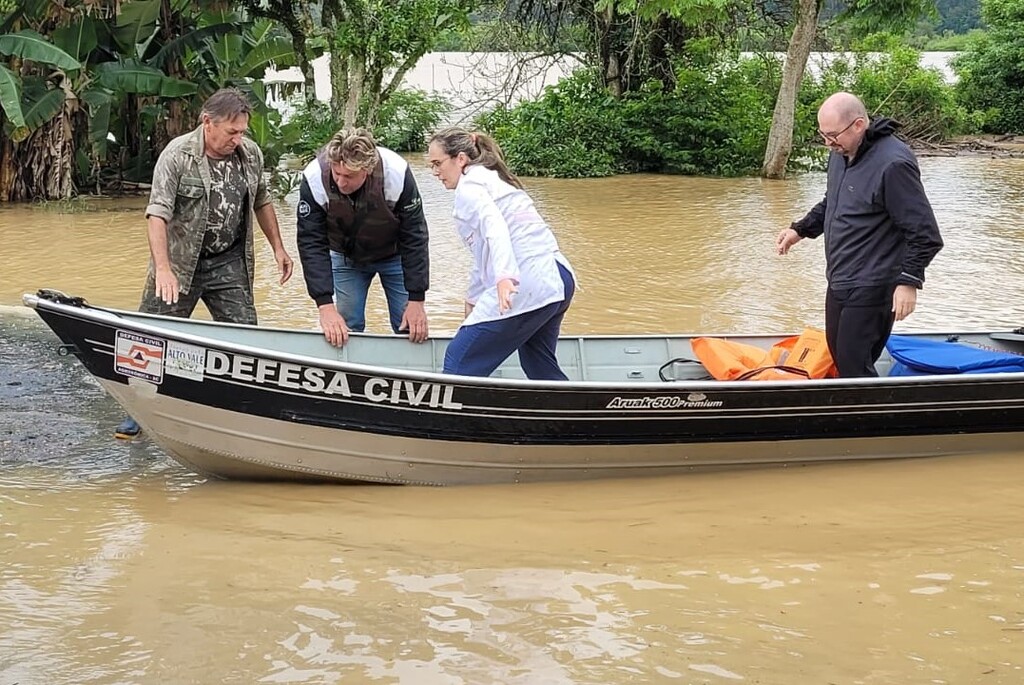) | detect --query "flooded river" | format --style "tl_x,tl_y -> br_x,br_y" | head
2,156 -> 1024,683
